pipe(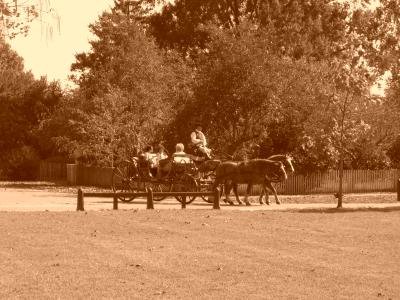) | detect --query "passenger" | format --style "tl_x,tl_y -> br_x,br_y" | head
156,144 -> 169,161
143,145 -> 158,177
172,143 -> 192,164
155,144 -> 169,178
190,124 -> 212,159
172,143 -> 205,163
